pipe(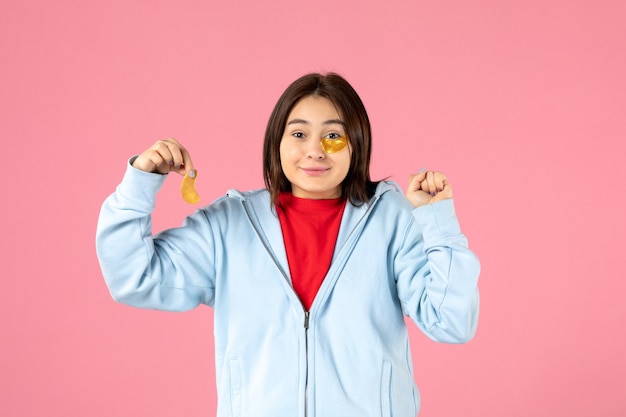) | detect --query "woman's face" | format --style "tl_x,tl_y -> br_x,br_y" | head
279,96 -> 352,199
